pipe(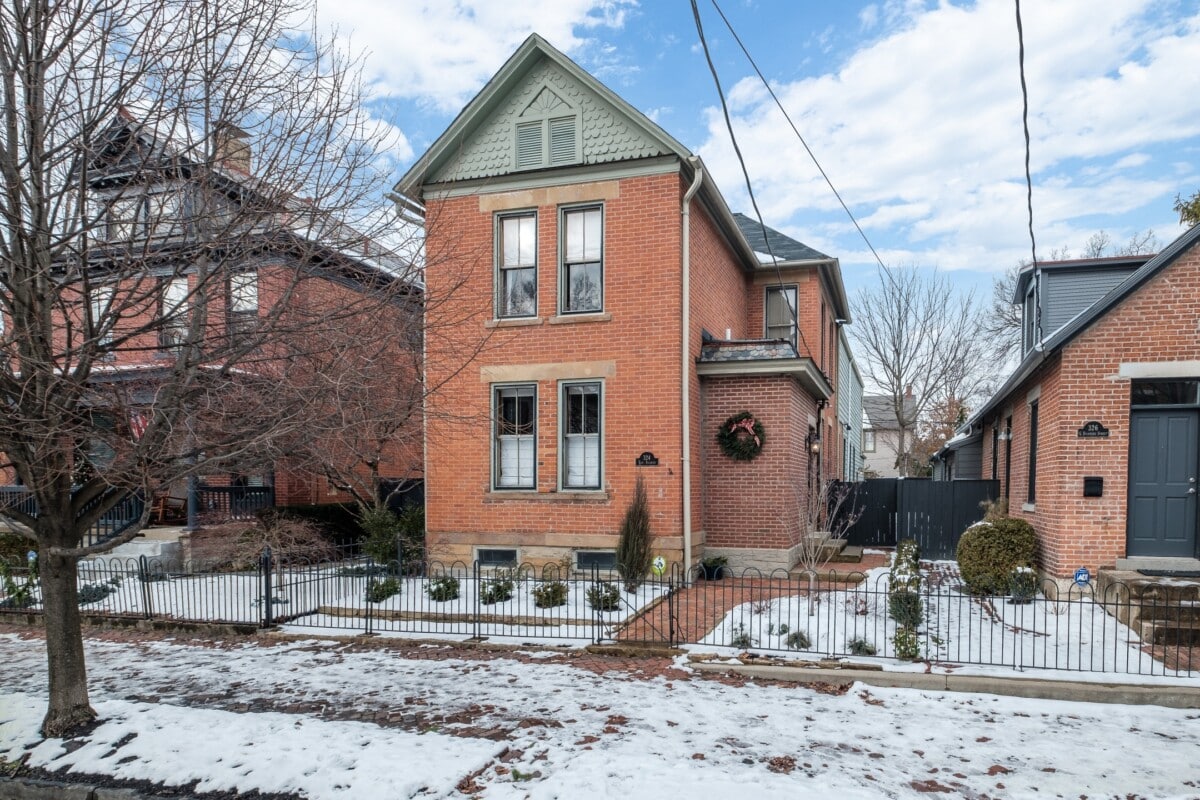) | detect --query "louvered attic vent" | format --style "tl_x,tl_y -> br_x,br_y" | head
514,116 -> 578,170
